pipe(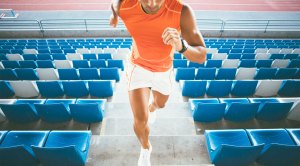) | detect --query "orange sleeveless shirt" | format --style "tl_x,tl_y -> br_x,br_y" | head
119,0 -> 183,72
